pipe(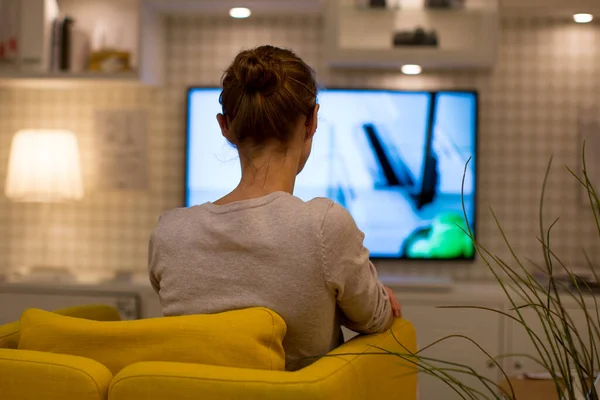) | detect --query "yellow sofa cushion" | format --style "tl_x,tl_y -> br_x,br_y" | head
0,304 -> 122,349
18,307 -> 286,374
